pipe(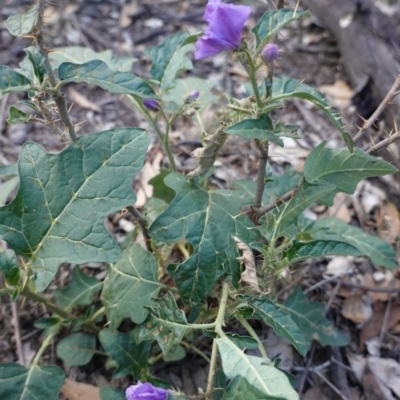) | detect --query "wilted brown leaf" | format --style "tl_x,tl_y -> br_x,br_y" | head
342,293 -> 372,324
376,202 -> 400,243
61,379 -> 101,400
